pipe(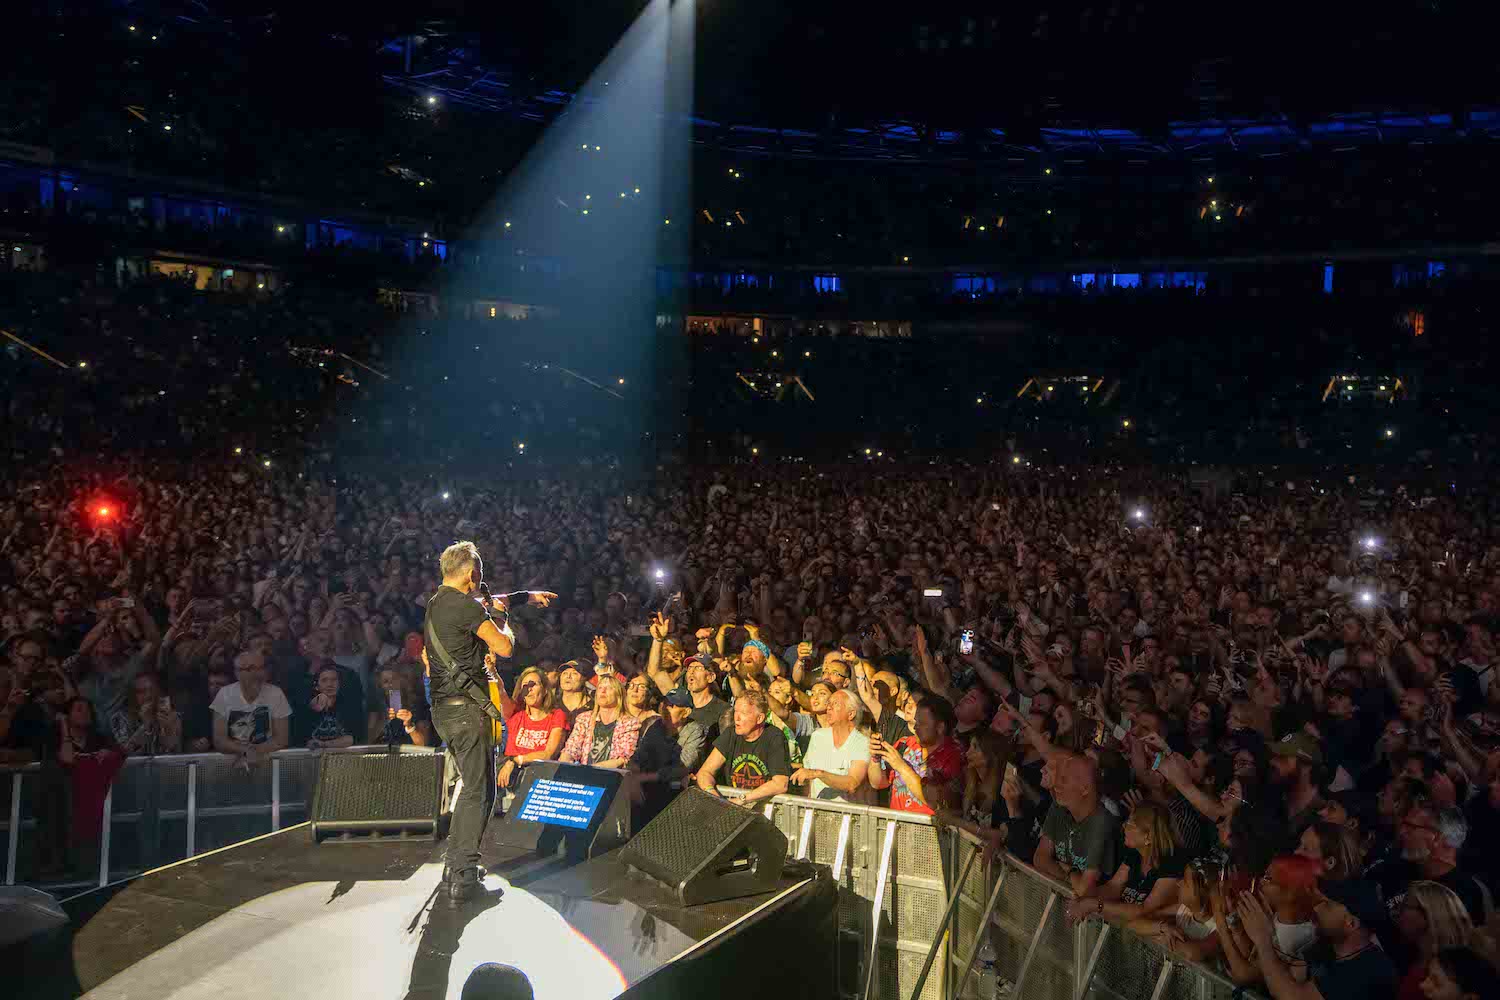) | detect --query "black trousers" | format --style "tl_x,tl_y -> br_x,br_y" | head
430,699 -> 495,874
